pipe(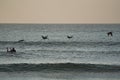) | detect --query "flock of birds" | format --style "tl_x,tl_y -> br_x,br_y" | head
7,32 -> 113,53
18,32 -> 113,42
18,35 -> 73,42
41,32 -> 112,40
41,35 -> 73,40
